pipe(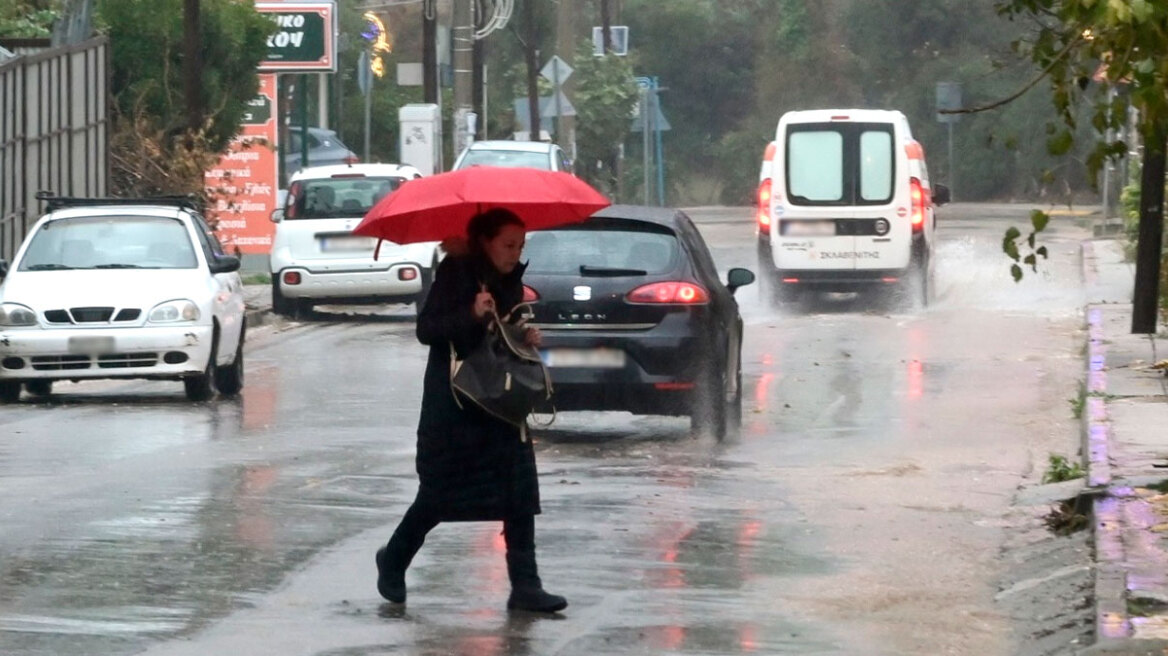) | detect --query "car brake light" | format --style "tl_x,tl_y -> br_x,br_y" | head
757,179 -> 772,233
283,271 -> 302,285
344,155 -> 360,164
330,173 -> 366,179
910,177 -> 925,230
781,278 -> 799,284
522,285 -> 540,303
399,267 -> 418,281
830,115 -> 850,121
627,282 -> 709,304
